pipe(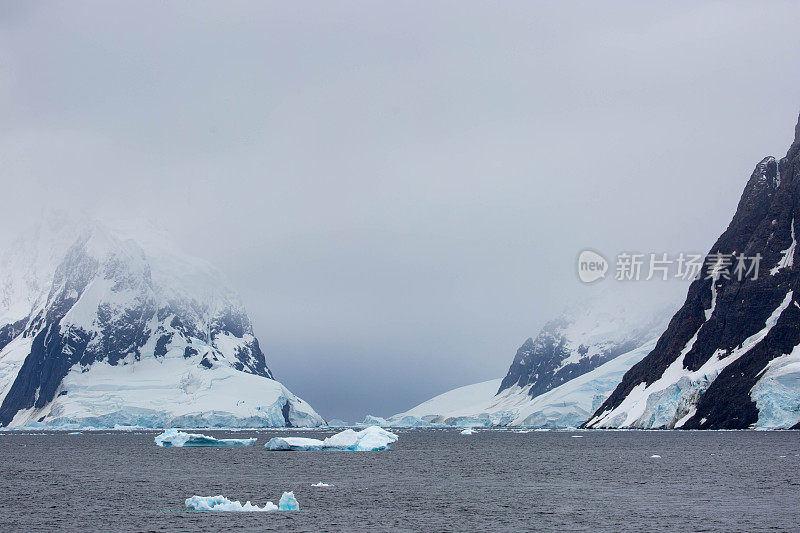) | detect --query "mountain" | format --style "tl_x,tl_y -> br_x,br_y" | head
586,112 -> 800,430
0,216 -> 324,428
497,292 -> 674,398
389,290 -> 677,427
